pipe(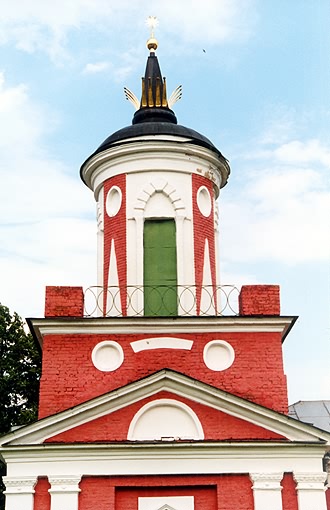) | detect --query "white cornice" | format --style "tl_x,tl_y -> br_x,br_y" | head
1,369 -> 327,447
81,140 -> 228,196
28,316 -> 297,348
1,442 -> 328,479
